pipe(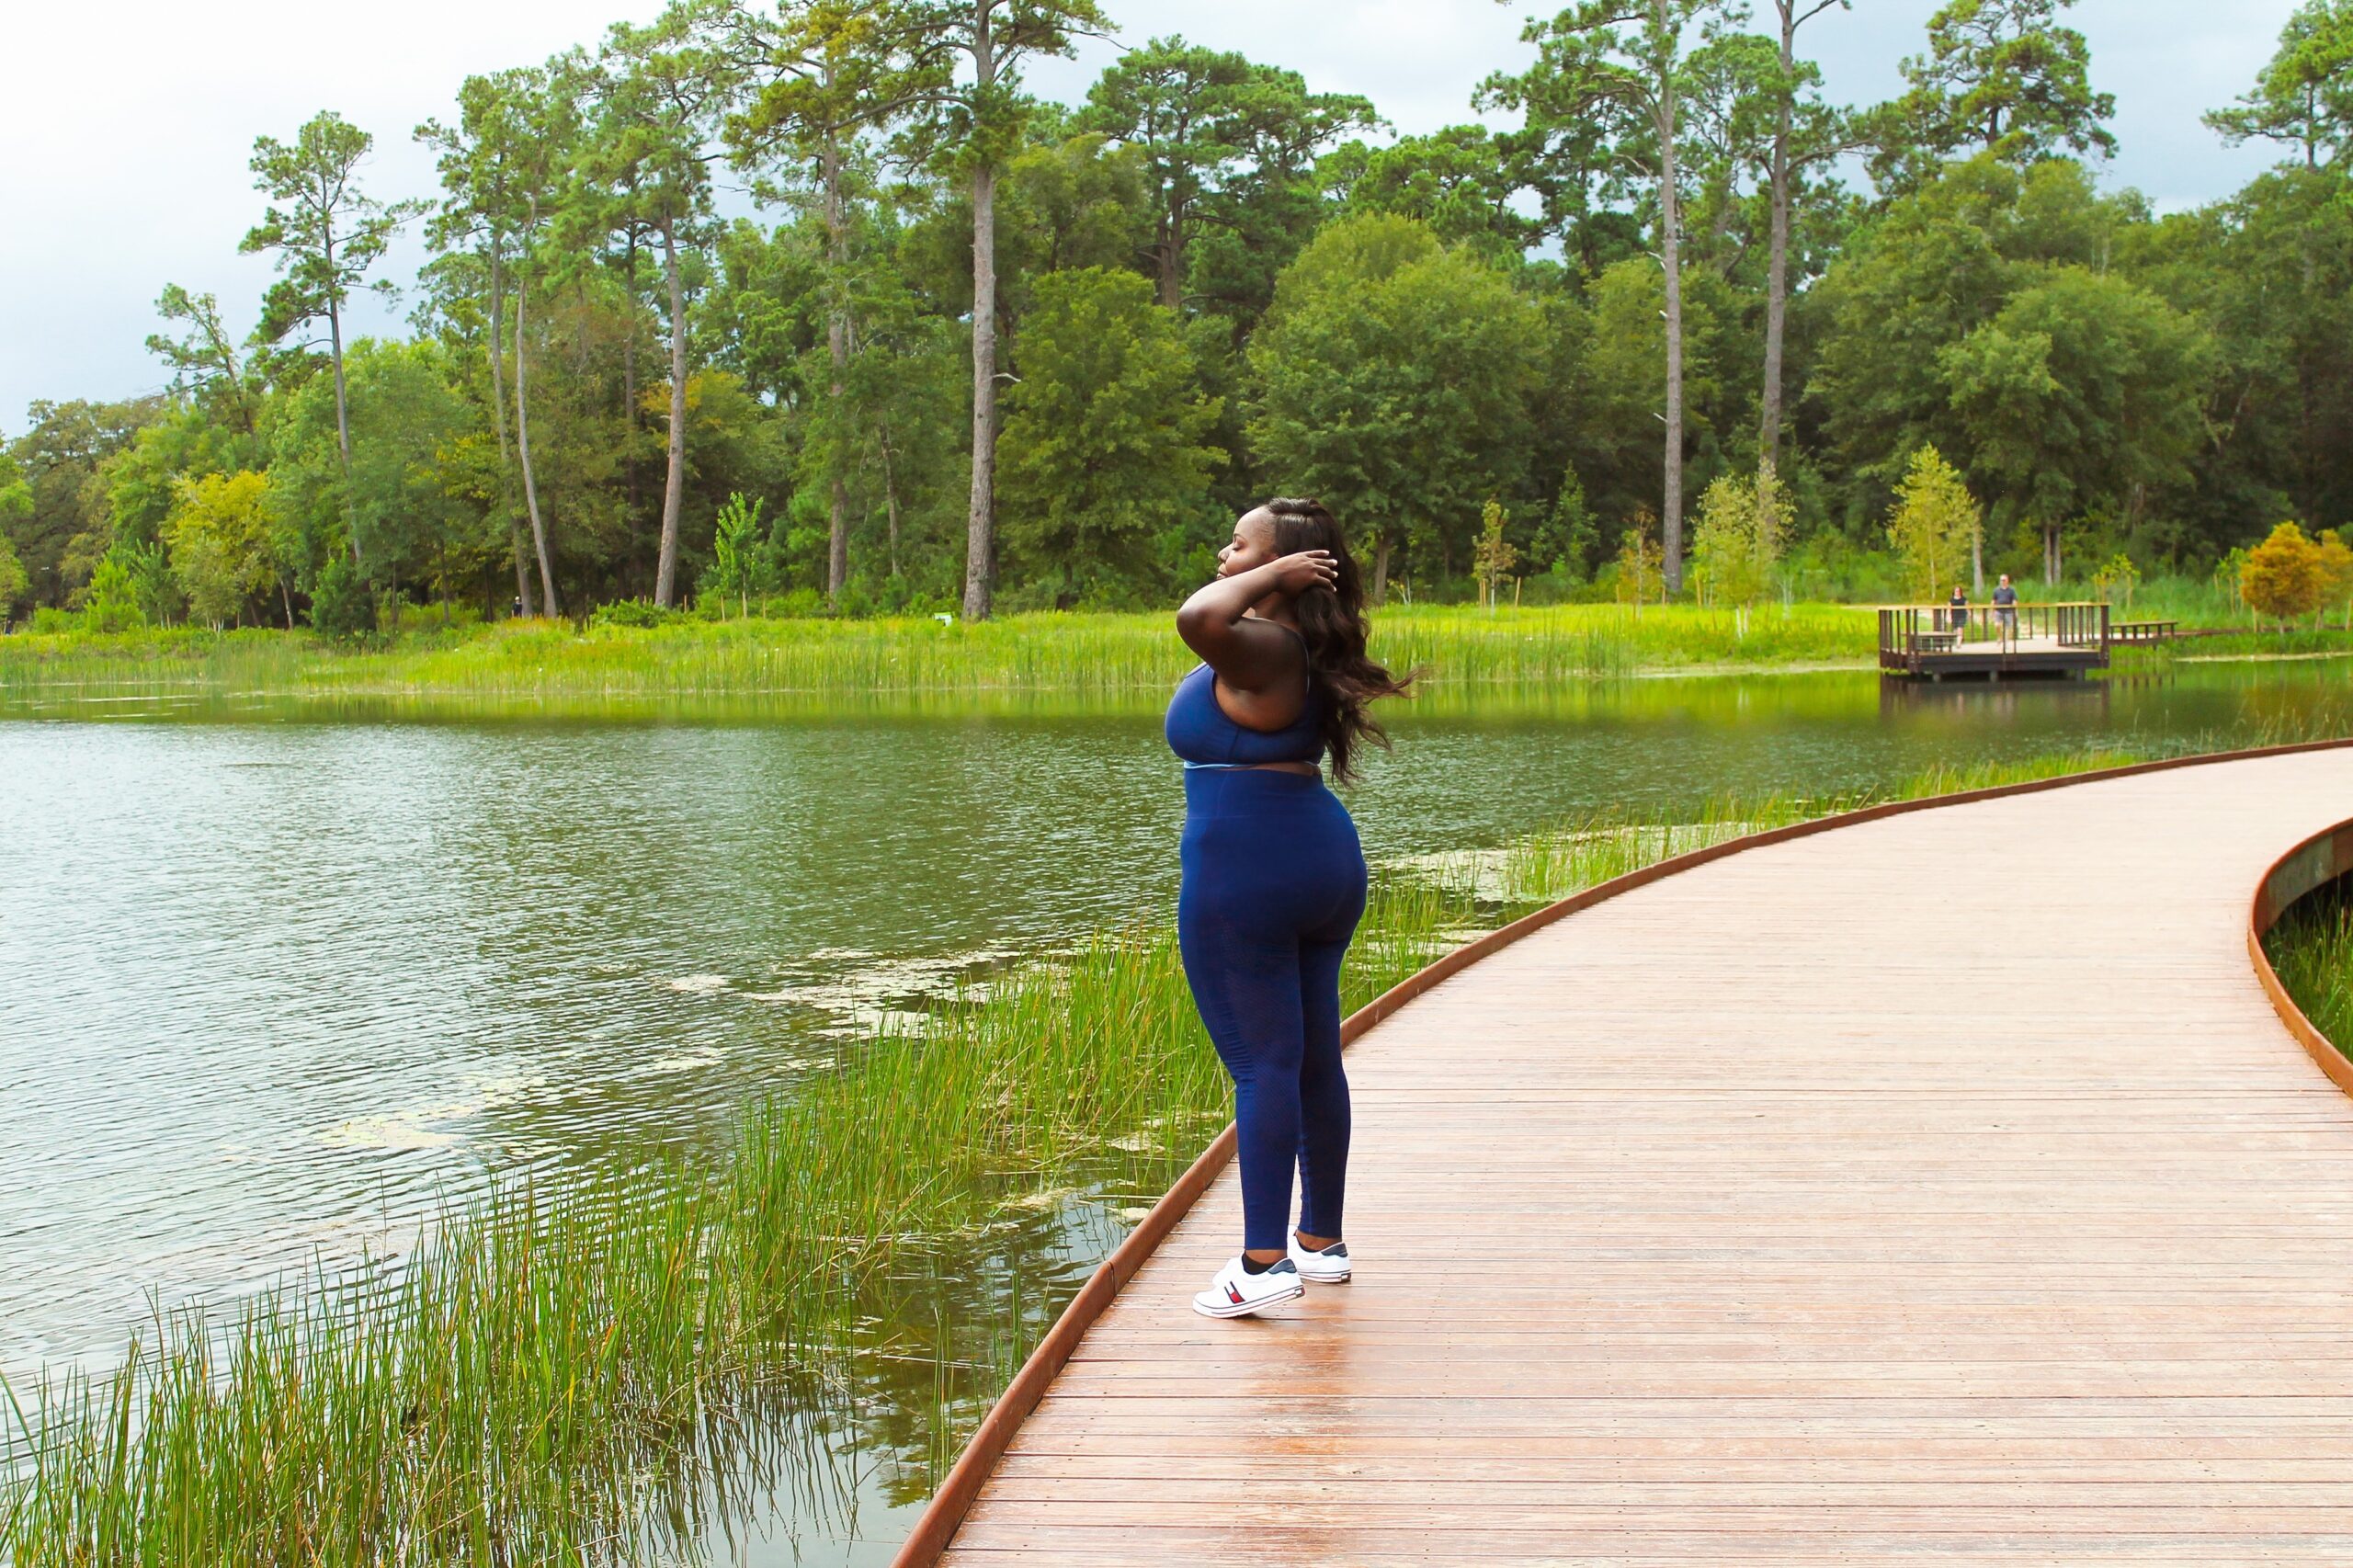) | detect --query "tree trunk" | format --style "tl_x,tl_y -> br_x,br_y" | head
1657,6 -> 1687,597
1972,528 -> 1984,596
280,575 -> 294,631
825,131 -> 851,604
1156,206 -> 1183,310
623,229 -> 641,591
485,239 -> 534,617
1759,4 -> 1795,476
513,246 -> 561,617
1370,533 -> 1392,606
963,187 -> 998,614
325,236 -> 360,571
2043,521 -> 2061,586
654,220 -> 690,609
